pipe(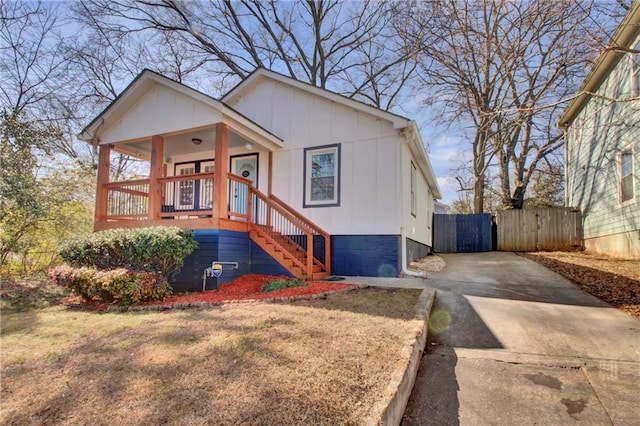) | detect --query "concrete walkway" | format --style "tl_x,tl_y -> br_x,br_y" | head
402,252 -> 640,426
